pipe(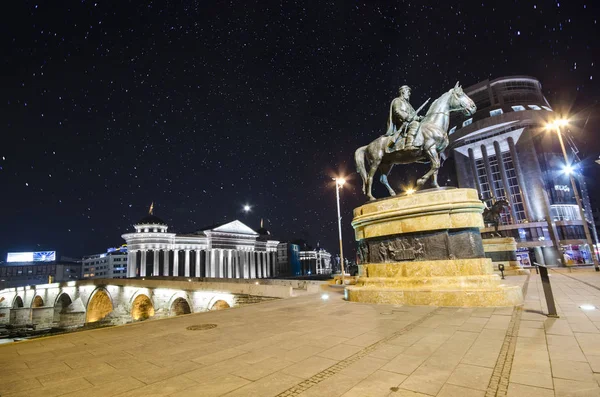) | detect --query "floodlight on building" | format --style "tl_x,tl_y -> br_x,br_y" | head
563,164 -> 575,175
